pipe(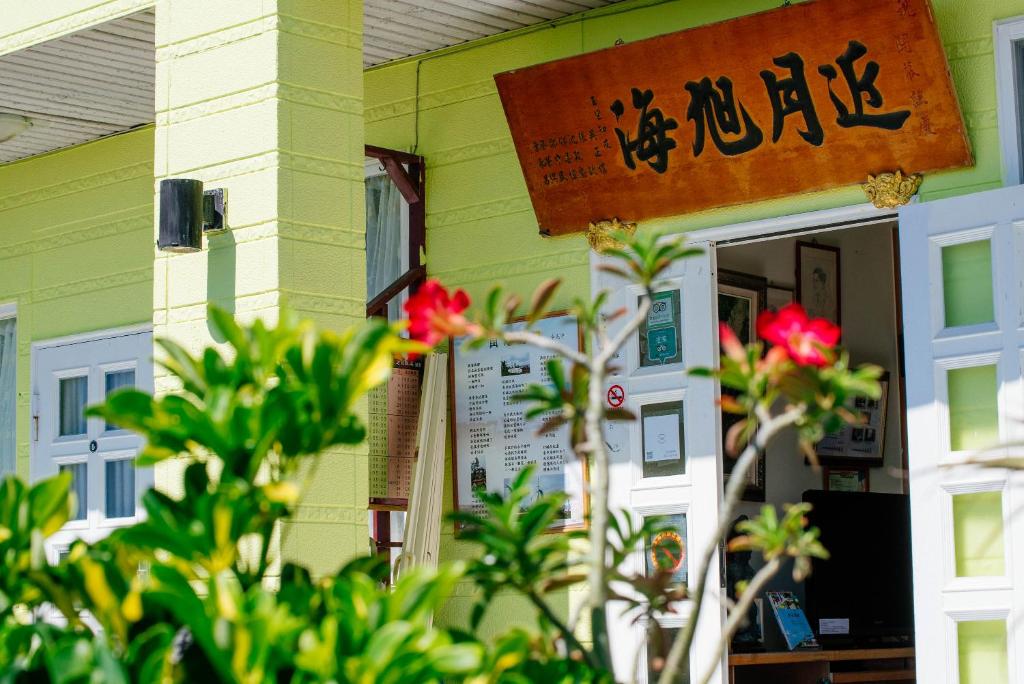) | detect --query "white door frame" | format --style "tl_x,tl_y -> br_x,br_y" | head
30,323 -> 153,557
29,322 -> 152,468
685,202 -> 895,245
590,201 -> 896,681
898,184 -> 1024,684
